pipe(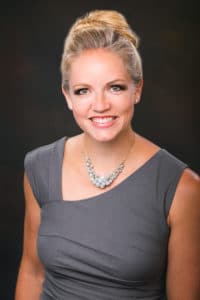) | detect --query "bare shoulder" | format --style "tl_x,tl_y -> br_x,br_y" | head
177,168 -> 200,198
168,168 -> 200,225
166,168 -> 200,299
134,133 -> 160,157
65,134 -> 84,154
